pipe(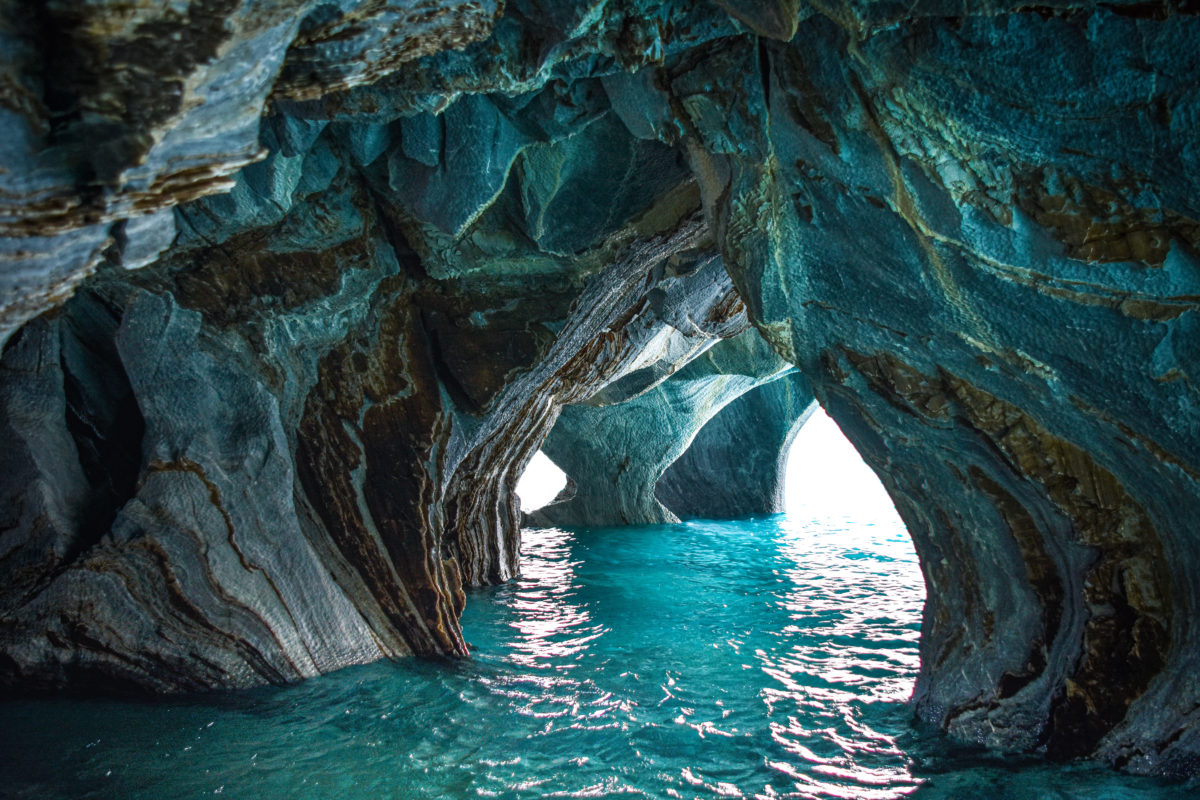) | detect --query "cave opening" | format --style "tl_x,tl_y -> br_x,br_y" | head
515,450 -> 568,513
778,404 -> 926,701
783,406 -> 904,527
481,403 -> 931,796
